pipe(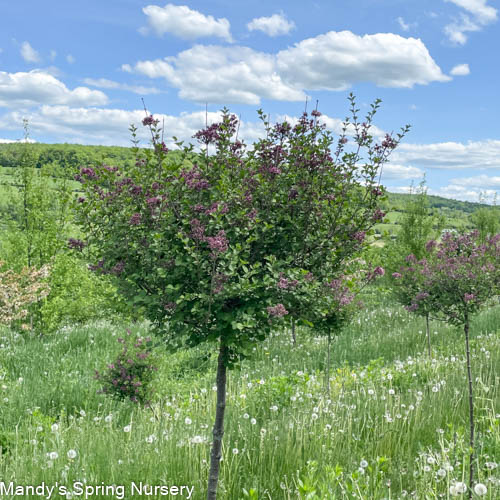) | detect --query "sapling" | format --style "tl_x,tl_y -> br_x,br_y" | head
73,95 -> 407,499
393,231 -> 500,498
